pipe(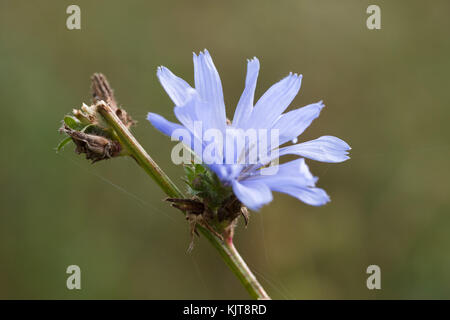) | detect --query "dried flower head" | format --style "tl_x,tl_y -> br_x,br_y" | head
57,74 -> 135,163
